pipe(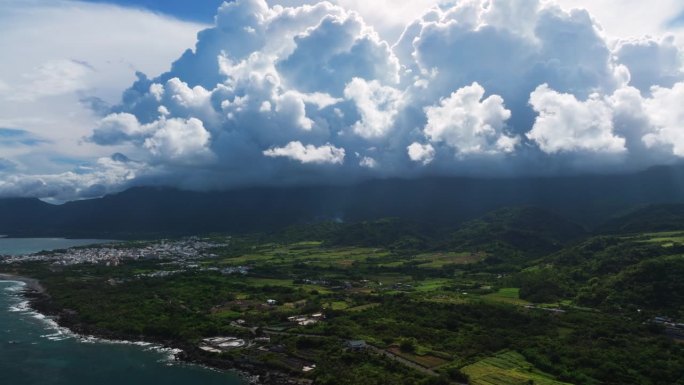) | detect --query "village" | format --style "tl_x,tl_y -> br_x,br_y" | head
0,238 -> 229,267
